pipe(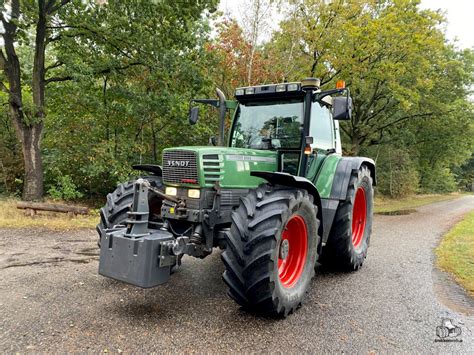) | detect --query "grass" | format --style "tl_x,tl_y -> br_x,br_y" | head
0,198 -> 98,230
436,210 -> 474,297
374,193 -> 464,214
0,192 -> 468,231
